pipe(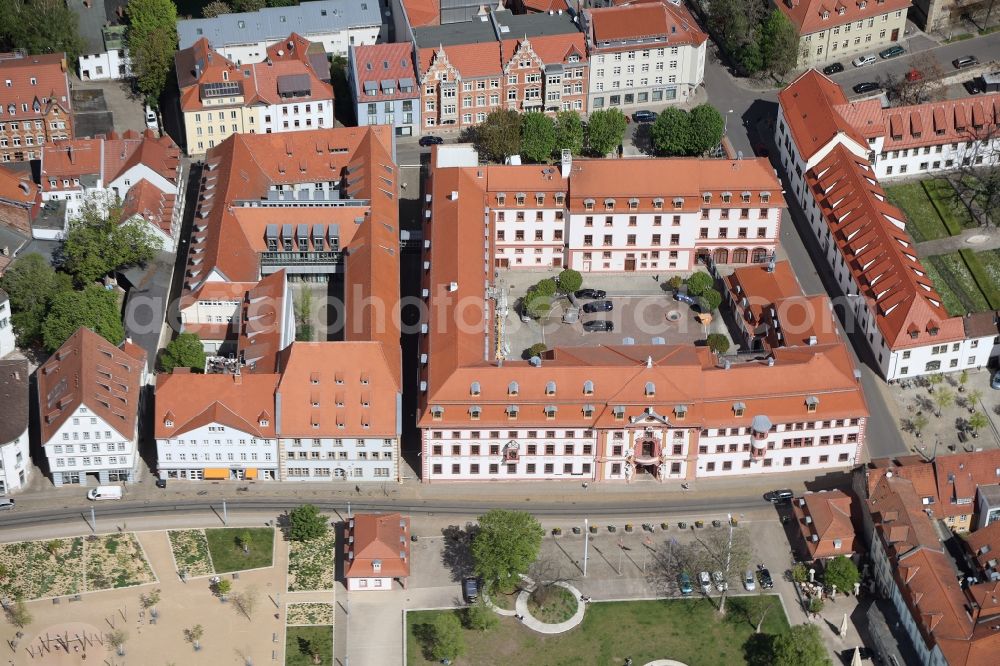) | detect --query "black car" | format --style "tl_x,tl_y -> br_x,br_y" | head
822,62 -> 844,75
964,78 -> 985,95
852,81 -> 881,94
419,135 -> 444,147
575,288 -> 607,300
632,110 -> 657,123
757,567 -> 774,589
462,577 -> 480,603
583,320 -> 614,332
582,300 -> 613,313
764,489 -> 794,503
